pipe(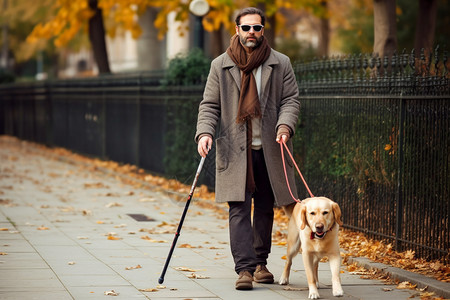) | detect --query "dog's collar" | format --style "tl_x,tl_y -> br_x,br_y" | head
309,222 -> 335,240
